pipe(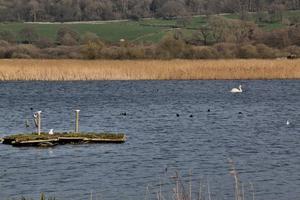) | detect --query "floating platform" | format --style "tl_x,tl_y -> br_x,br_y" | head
1,133 -> 126,147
